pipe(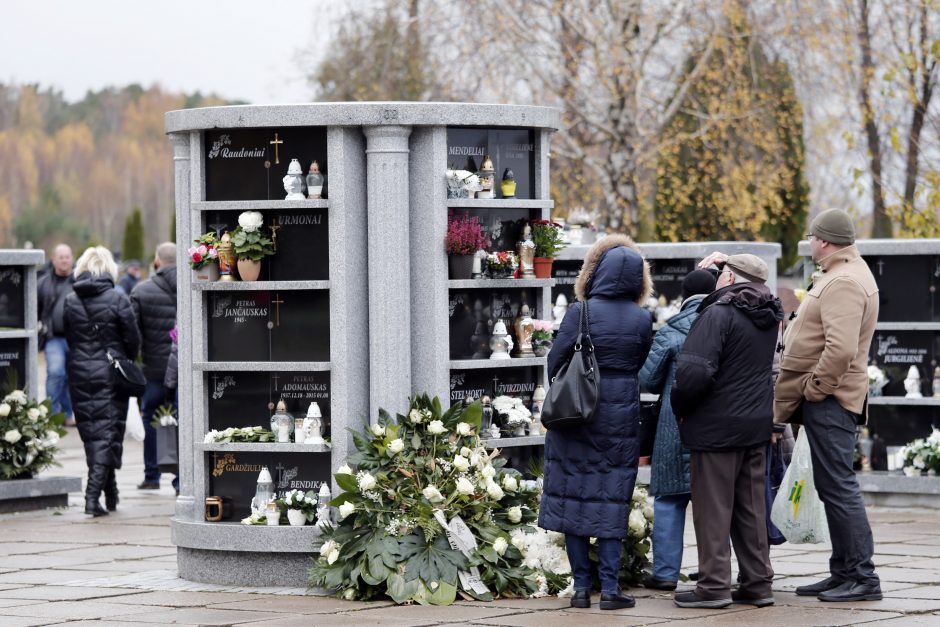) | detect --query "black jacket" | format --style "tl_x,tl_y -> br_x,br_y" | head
64,273 -> 140,468
130,266 -> 177,380
37,270 -> 75,340
671,282 -> 783,451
